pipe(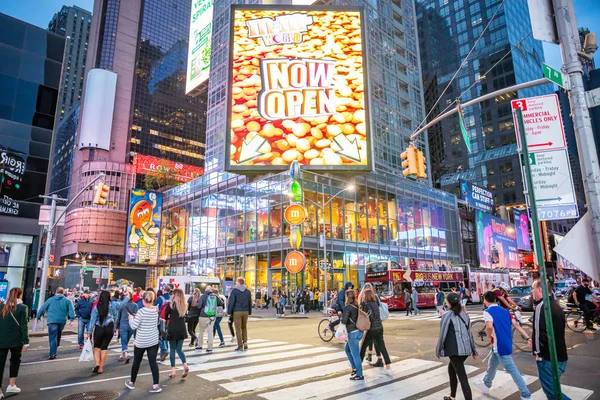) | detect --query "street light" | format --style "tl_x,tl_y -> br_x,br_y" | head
288,183 -> 355,314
